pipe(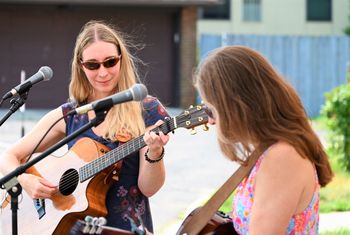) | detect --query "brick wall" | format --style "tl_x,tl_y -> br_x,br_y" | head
179,6 -> 198,108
